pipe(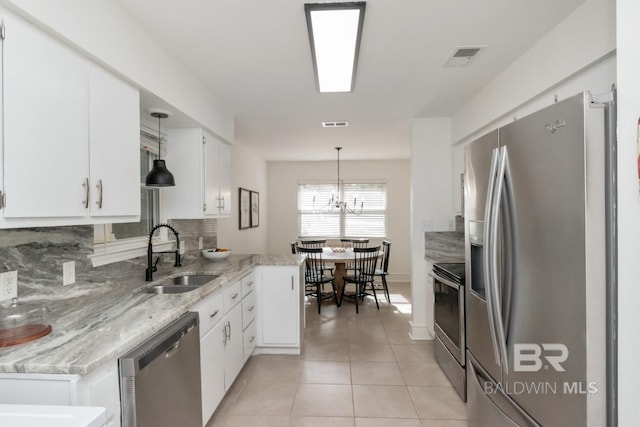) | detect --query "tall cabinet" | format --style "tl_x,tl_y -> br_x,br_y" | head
163,128 -> 231,219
